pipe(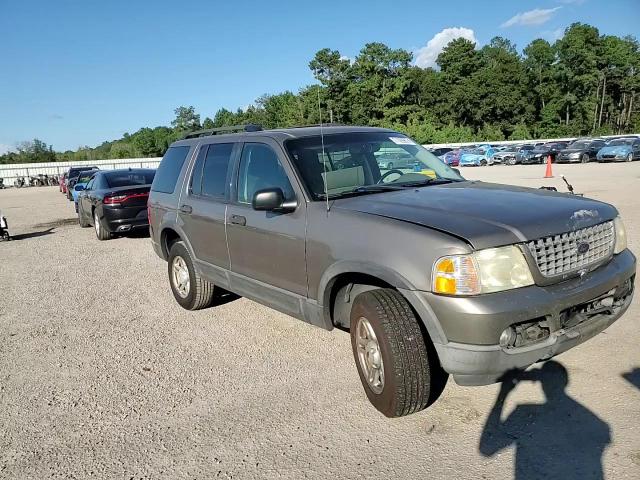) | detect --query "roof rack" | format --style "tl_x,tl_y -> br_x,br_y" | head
182,124 -> 263,139
274,123 -> 345,129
